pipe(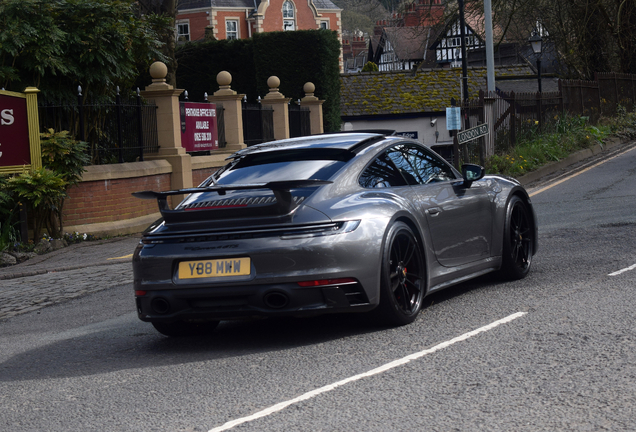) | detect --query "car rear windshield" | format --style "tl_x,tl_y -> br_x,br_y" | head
213,149 -> 353,185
